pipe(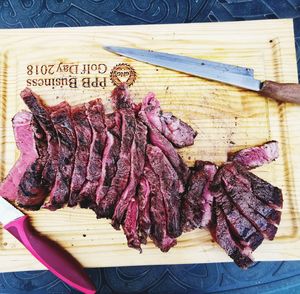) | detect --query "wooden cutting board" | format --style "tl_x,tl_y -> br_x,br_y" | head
0,19 -> 299,272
